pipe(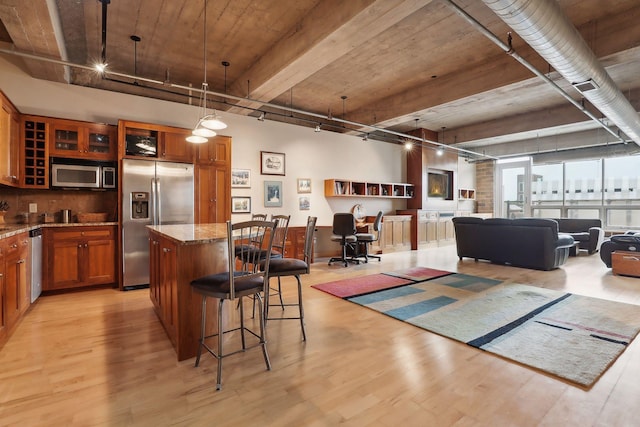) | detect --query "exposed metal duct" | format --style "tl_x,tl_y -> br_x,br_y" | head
481,0 -> 640,147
